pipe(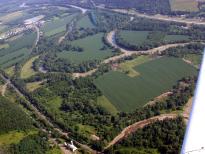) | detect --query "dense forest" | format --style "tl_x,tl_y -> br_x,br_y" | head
0,97 -> 34,133
106,117 -> 185,154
